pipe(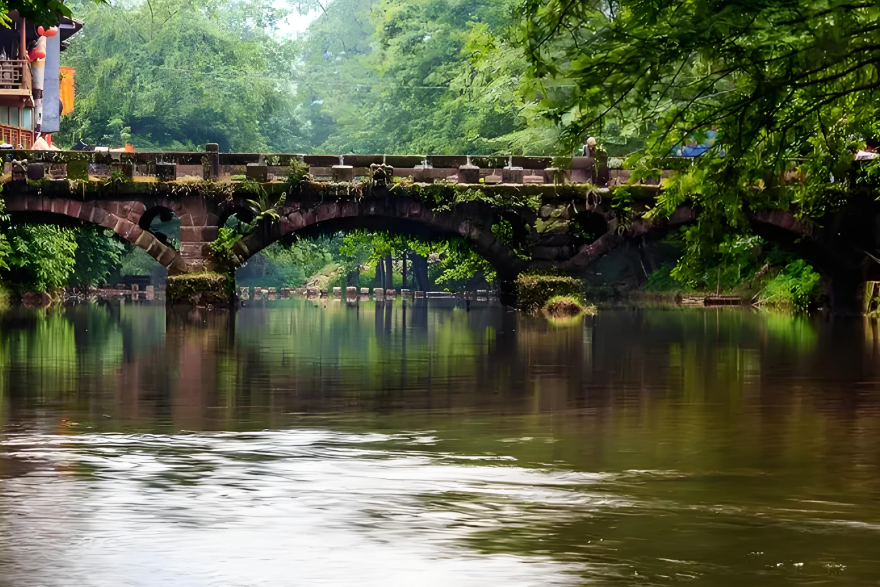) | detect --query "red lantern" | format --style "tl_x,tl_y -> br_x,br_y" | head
27,47 -> 45,61
37,26 -> 58,37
